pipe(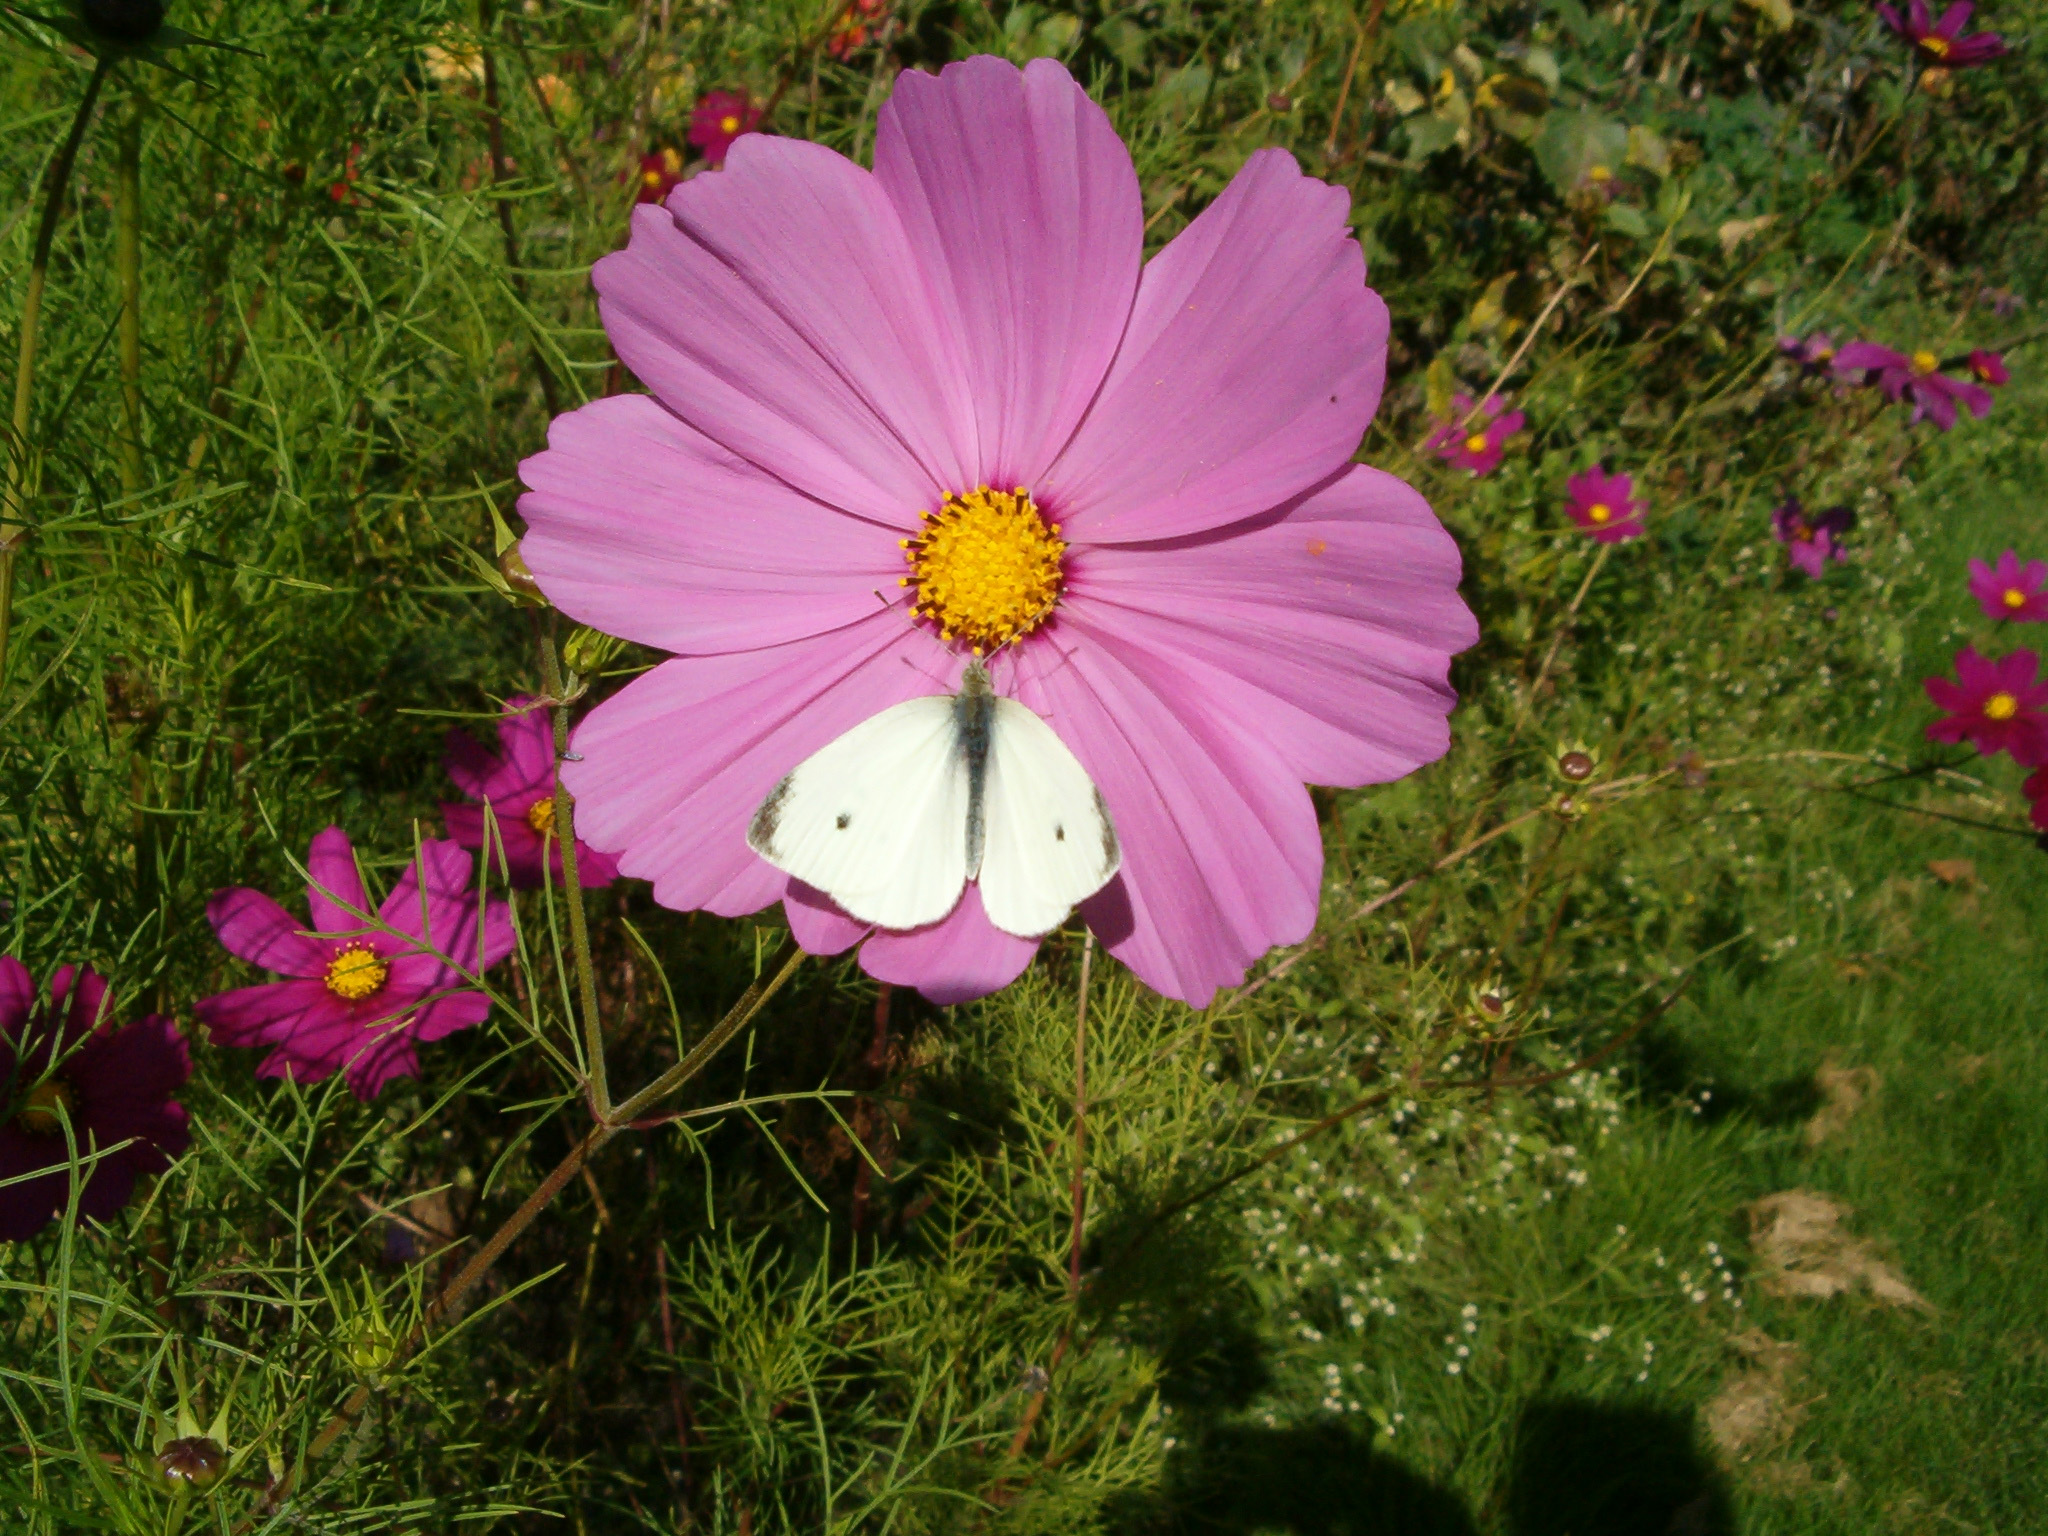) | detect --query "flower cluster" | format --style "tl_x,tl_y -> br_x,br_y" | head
1923,549 -> 2048,831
